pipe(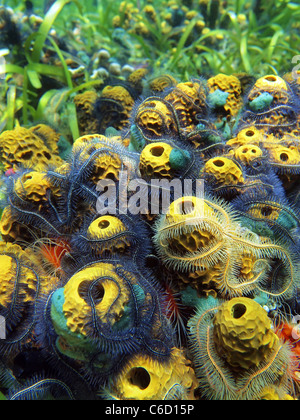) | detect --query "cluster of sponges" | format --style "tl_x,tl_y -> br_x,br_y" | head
154,195 -> 299,301
129,72 -> 300,398
0,130 -> 198,400
1,70 -> 300,400
230,75 -> 300,178
74,68 -> 148,138
0,242 -> 60,359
